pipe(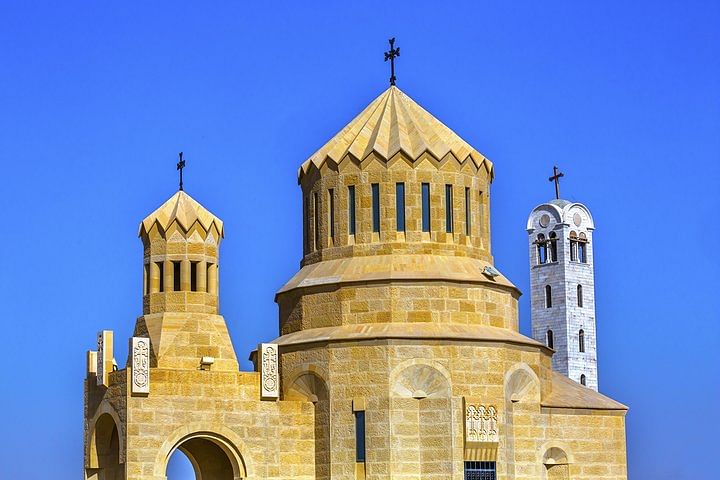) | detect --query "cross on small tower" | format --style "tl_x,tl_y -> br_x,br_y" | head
548,165 -> 564,200
176,152 -> 186,191
384,37 -> 400,86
